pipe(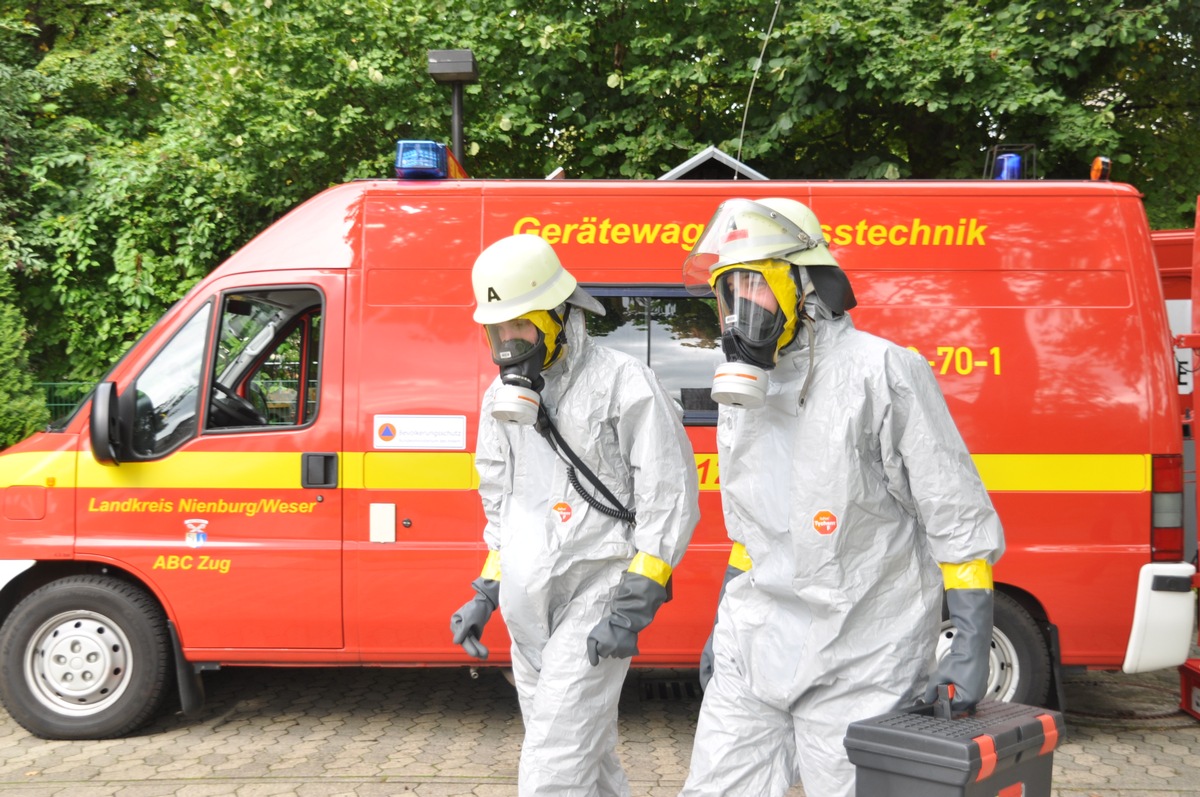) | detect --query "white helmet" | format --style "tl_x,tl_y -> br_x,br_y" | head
683,197 -> 856,313
472,234 -> 604,324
